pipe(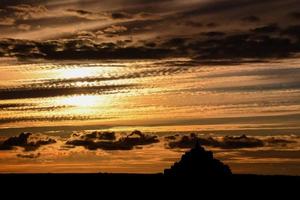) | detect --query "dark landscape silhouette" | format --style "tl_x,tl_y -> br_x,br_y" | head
164,142 -> 232,176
